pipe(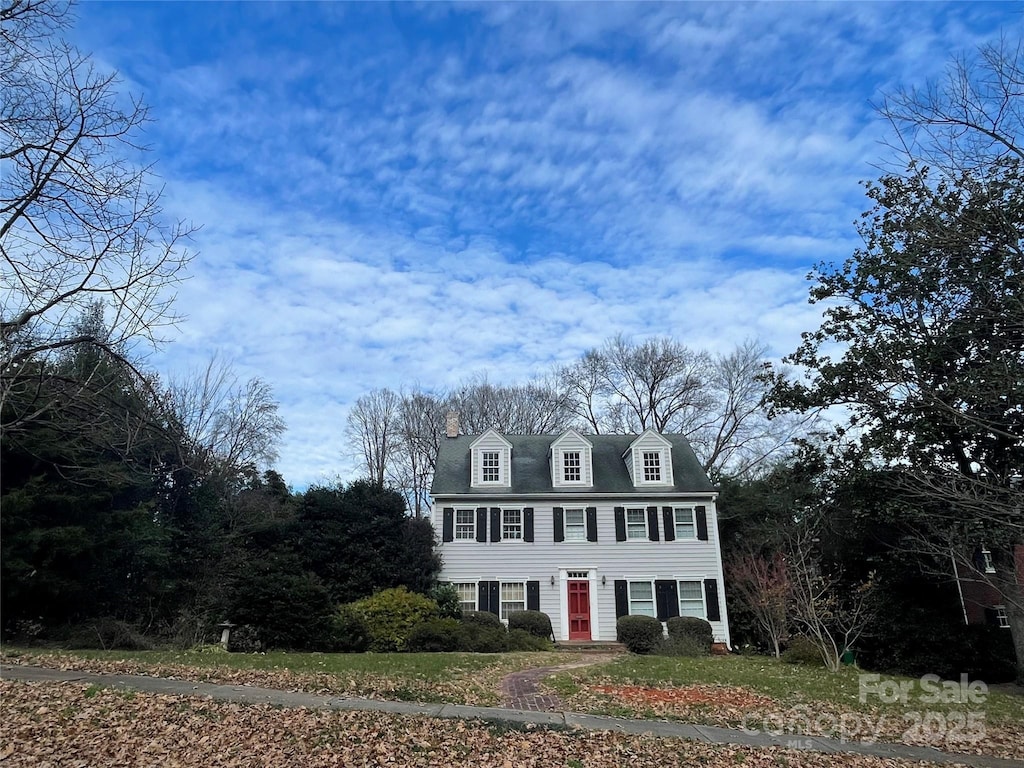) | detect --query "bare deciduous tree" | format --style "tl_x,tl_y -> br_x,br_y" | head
1,0 -> 192,426
165,355 -> 285,478
726,549 -> 791,658
344,388 -> 402,488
